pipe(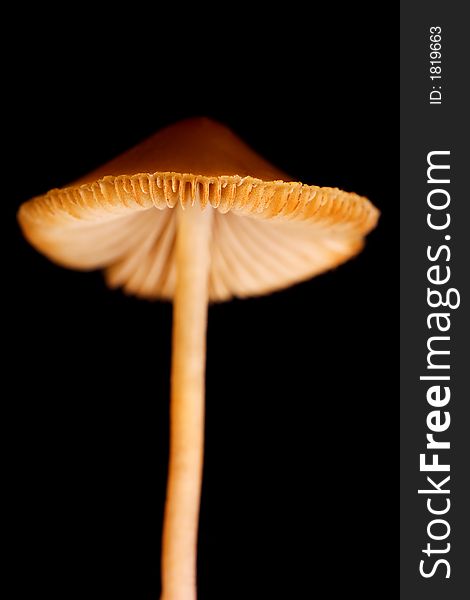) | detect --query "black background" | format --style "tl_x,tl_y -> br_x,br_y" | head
8,6 -> 397,599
